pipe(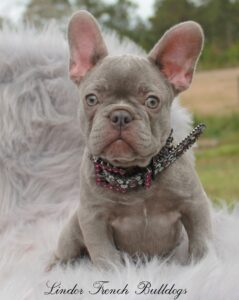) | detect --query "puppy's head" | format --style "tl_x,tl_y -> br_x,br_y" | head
68,11 -> 203,168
